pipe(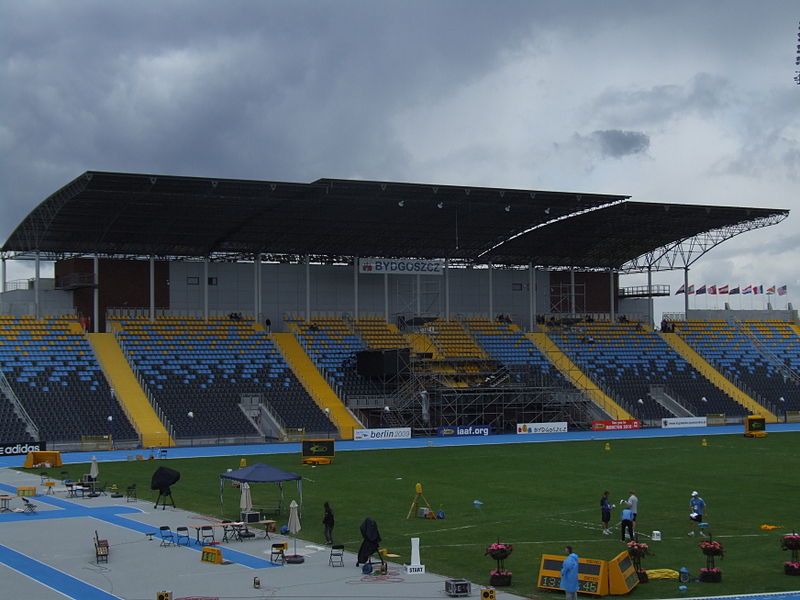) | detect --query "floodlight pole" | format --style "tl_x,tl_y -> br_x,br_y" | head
188,411 -> 194,447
